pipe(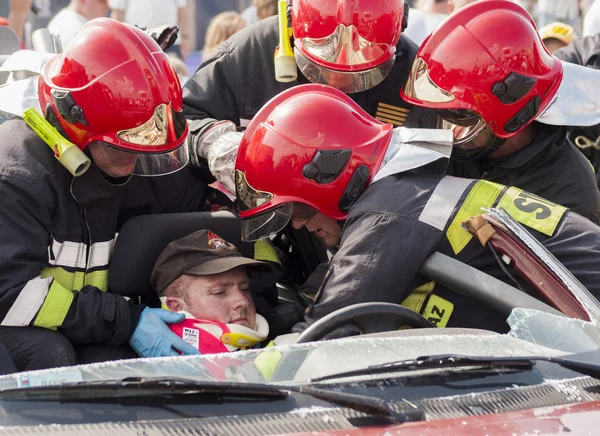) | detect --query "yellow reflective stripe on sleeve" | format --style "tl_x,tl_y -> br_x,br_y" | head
32,279 -> 74,330
254,349 -> 283,382
41,267 -> 109,292
422,295 -> 454,328
254,240 -> 281,265
401,282 -> 454,328
446,180 -> 504,254
401,281 -> 435,313
496,187 -> 567,237
83,270 -> 109,290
